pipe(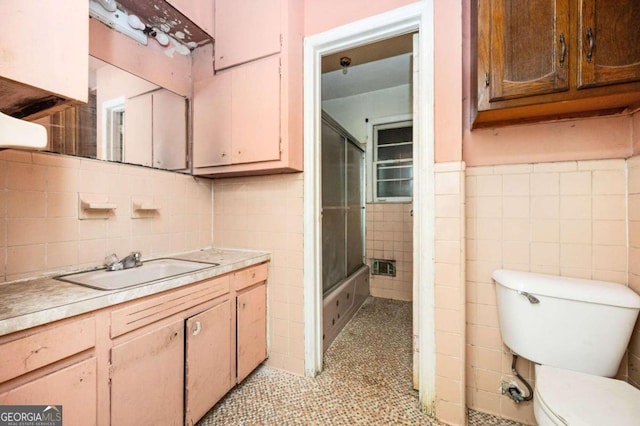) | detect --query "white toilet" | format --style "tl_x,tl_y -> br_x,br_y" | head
492,269 -> 640,425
